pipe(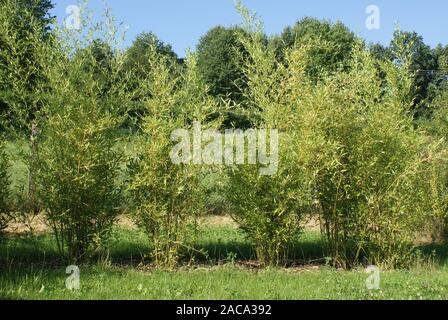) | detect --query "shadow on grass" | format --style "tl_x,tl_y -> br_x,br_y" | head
189,230 -> 328,266
417,242 -> 448,266
0,233 -> 62,268
0,229 -> 150,268
1,228 -> 329,269
192,240 -> 255,262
